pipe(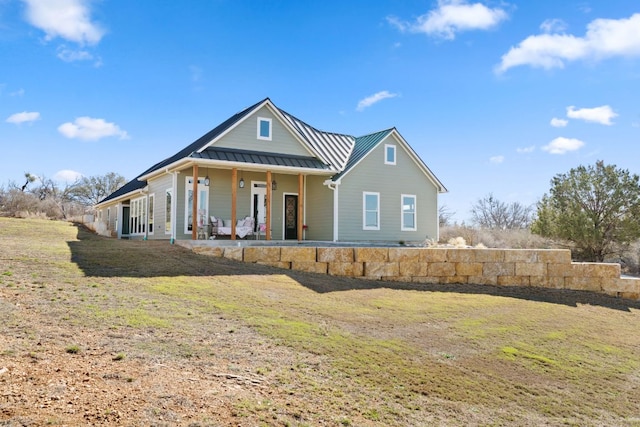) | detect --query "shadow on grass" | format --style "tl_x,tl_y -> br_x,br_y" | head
69,224 -> 640,313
